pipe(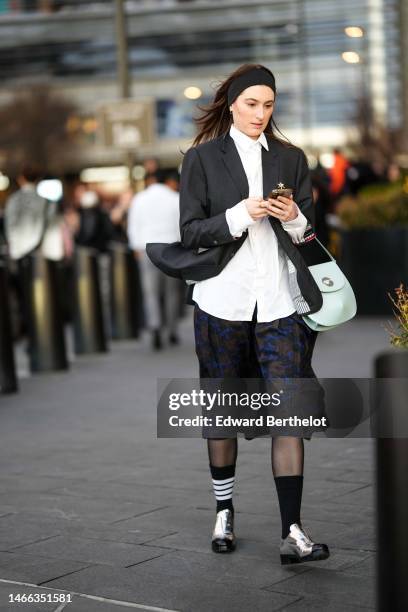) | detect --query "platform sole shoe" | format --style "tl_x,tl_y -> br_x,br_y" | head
280,523 -> 330,565
211,508 -> 236,553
